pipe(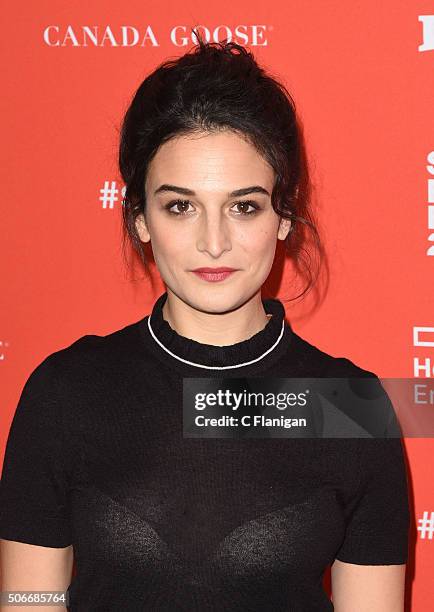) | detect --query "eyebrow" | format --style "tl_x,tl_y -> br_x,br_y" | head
153,184 -> 270,198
